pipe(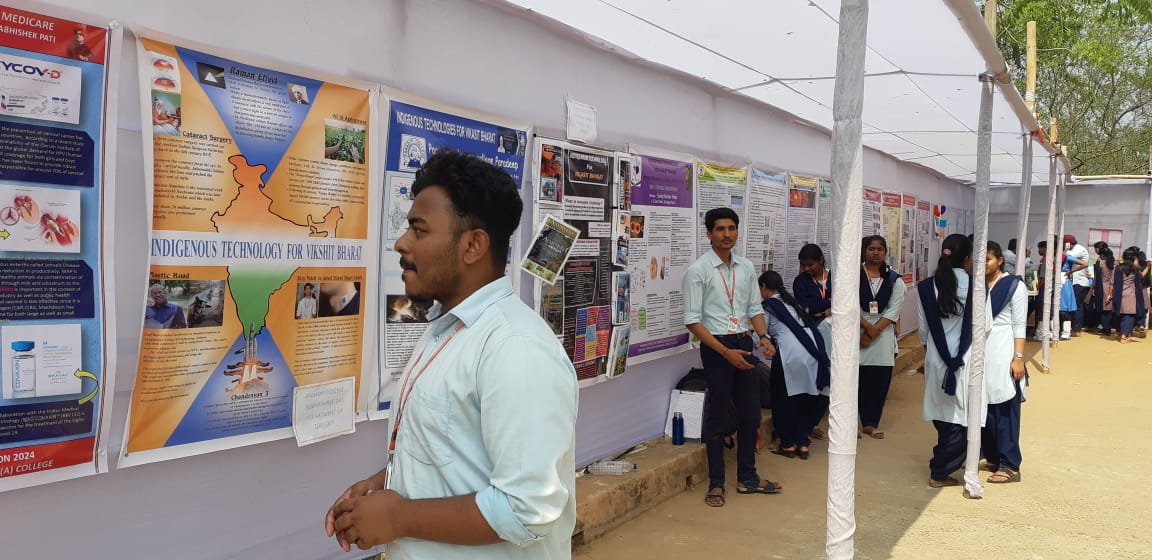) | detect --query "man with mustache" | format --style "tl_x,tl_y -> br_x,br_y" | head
684,207 -> 779,507
326,149 -> 578,559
